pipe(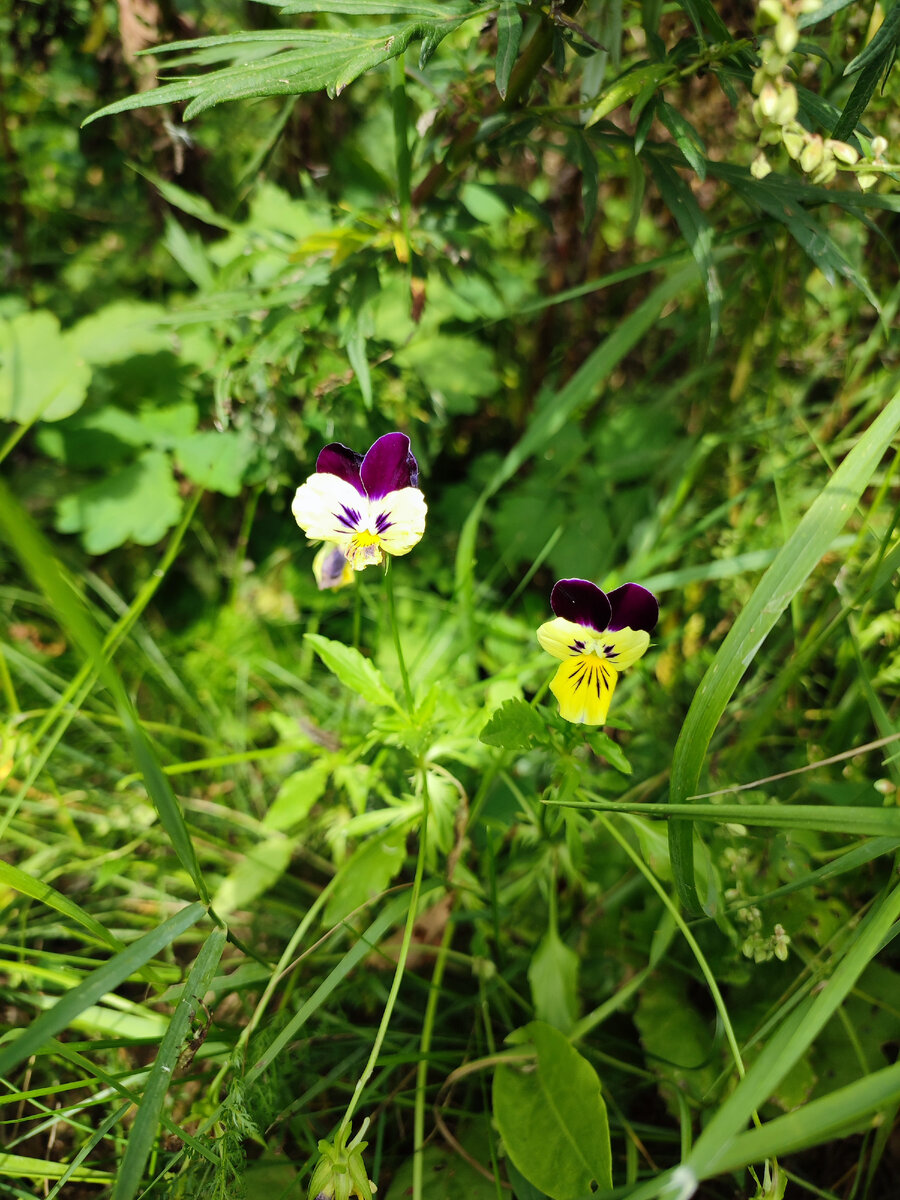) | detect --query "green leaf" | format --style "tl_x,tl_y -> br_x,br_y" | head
634,973 -> 717,1113
649,155 -> 720,342
711,1061 -> 900,1176
479,698 -> 546,750
65,301 -> 171,365
656,100 -> 707,180
212,837 -> 296,915
56,449 -> 183,554
528,927 -> 579,1034
832,55 -> 888,143
586,728 -> 632,774
587,62 -> 670,127
493,1022 -> 612,1200
844,4 -> 900,76
0,1155 -> 112,1184
495,0 -> 523,99
0,860 -> 124,953
323,827 -> 409,926
0,479 -> 209,902
113,926 -> 226,1200
173,428 -> 254,495
396,332 -> 499,414
305,633 -> 400,709
668,388 -> 900,911
264,760 -> 333,831
0,903 -> 206,1078
385,1142 -> 498,1200
0,311 -> 91,424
